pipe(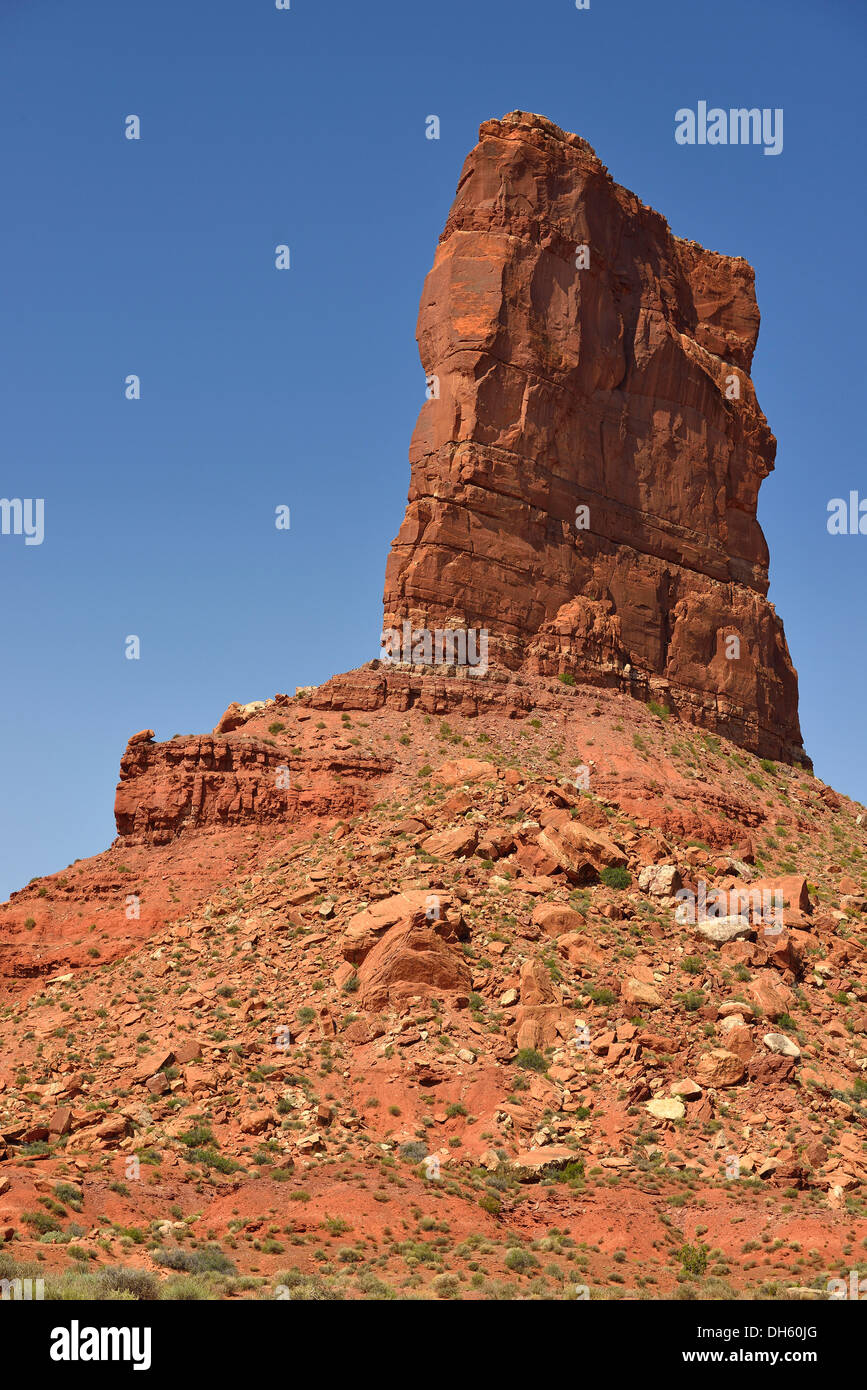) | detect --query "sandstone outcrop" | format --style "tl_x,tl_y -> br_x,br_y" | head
537,819 -> 627,882
383,110 -> 806,762
356,915 -> 472,1009
114,731 -> 391,845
